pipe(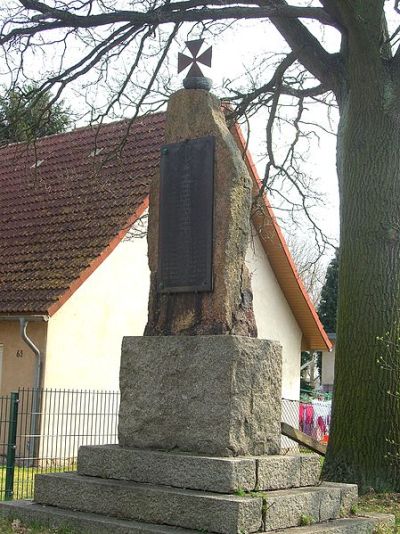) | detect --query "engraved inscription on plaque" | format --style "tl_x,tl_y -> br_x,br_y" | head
158,135 -> 214,293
